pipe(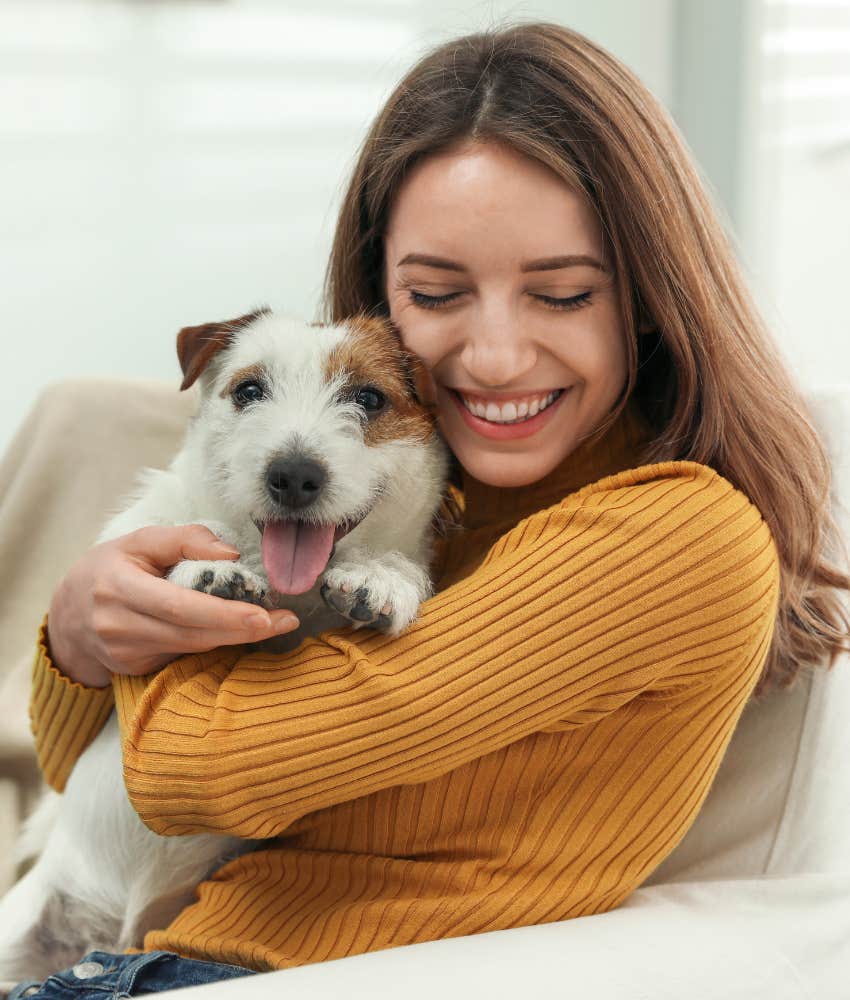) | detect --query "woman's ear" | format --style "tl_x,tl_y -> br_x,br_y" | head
176,308 -> 269,391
